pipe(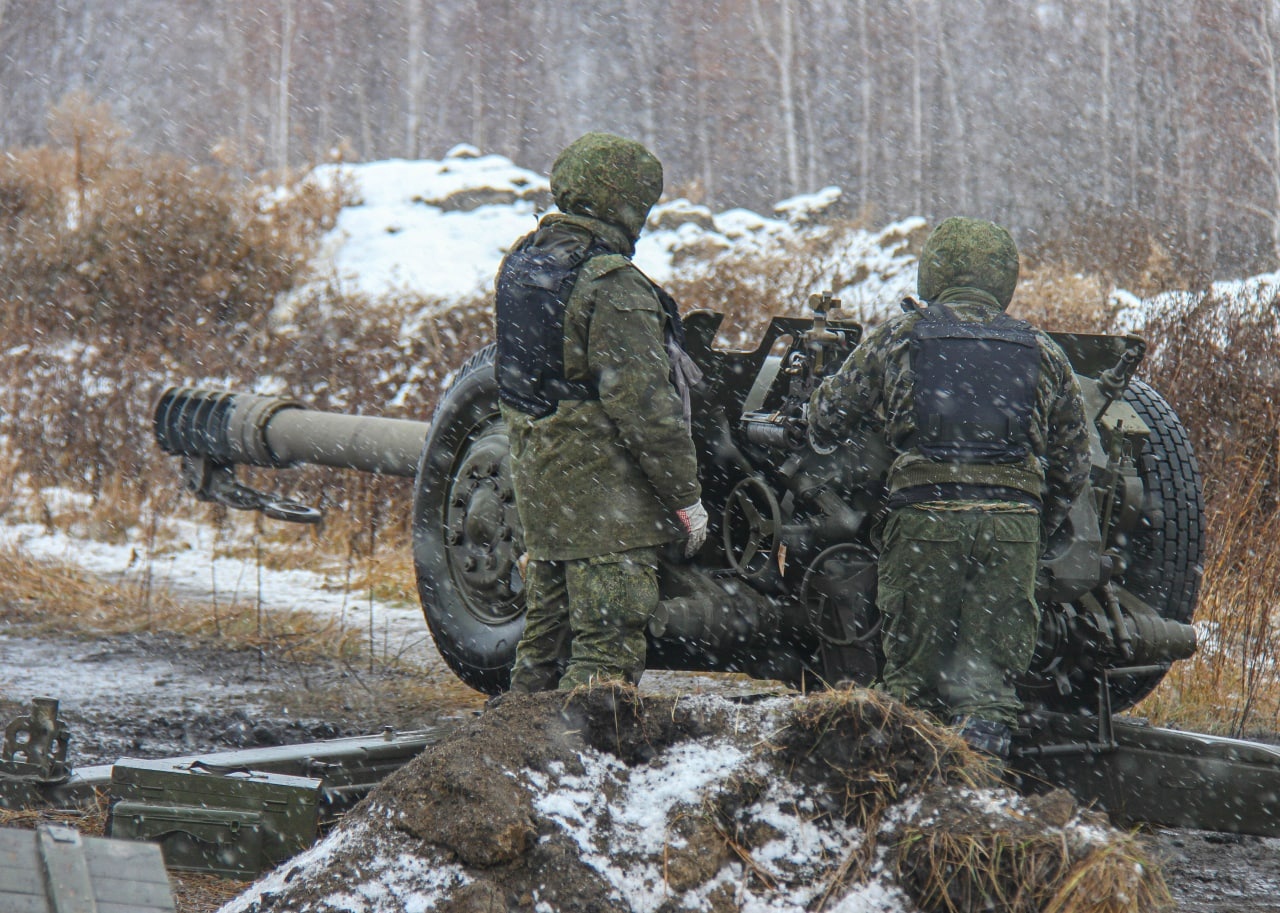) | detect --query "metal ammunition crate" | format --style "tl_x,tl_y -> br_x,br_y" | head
107,757 -> 321,878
